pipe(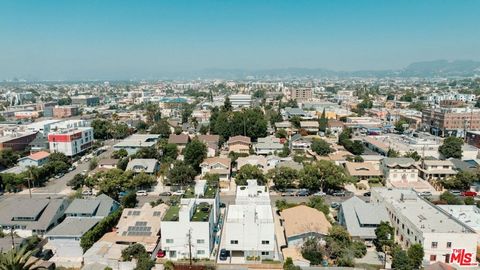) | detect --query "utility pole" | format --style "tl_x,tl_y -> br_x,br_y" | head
10,227 -> 15,248
188,229 -> 192,266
